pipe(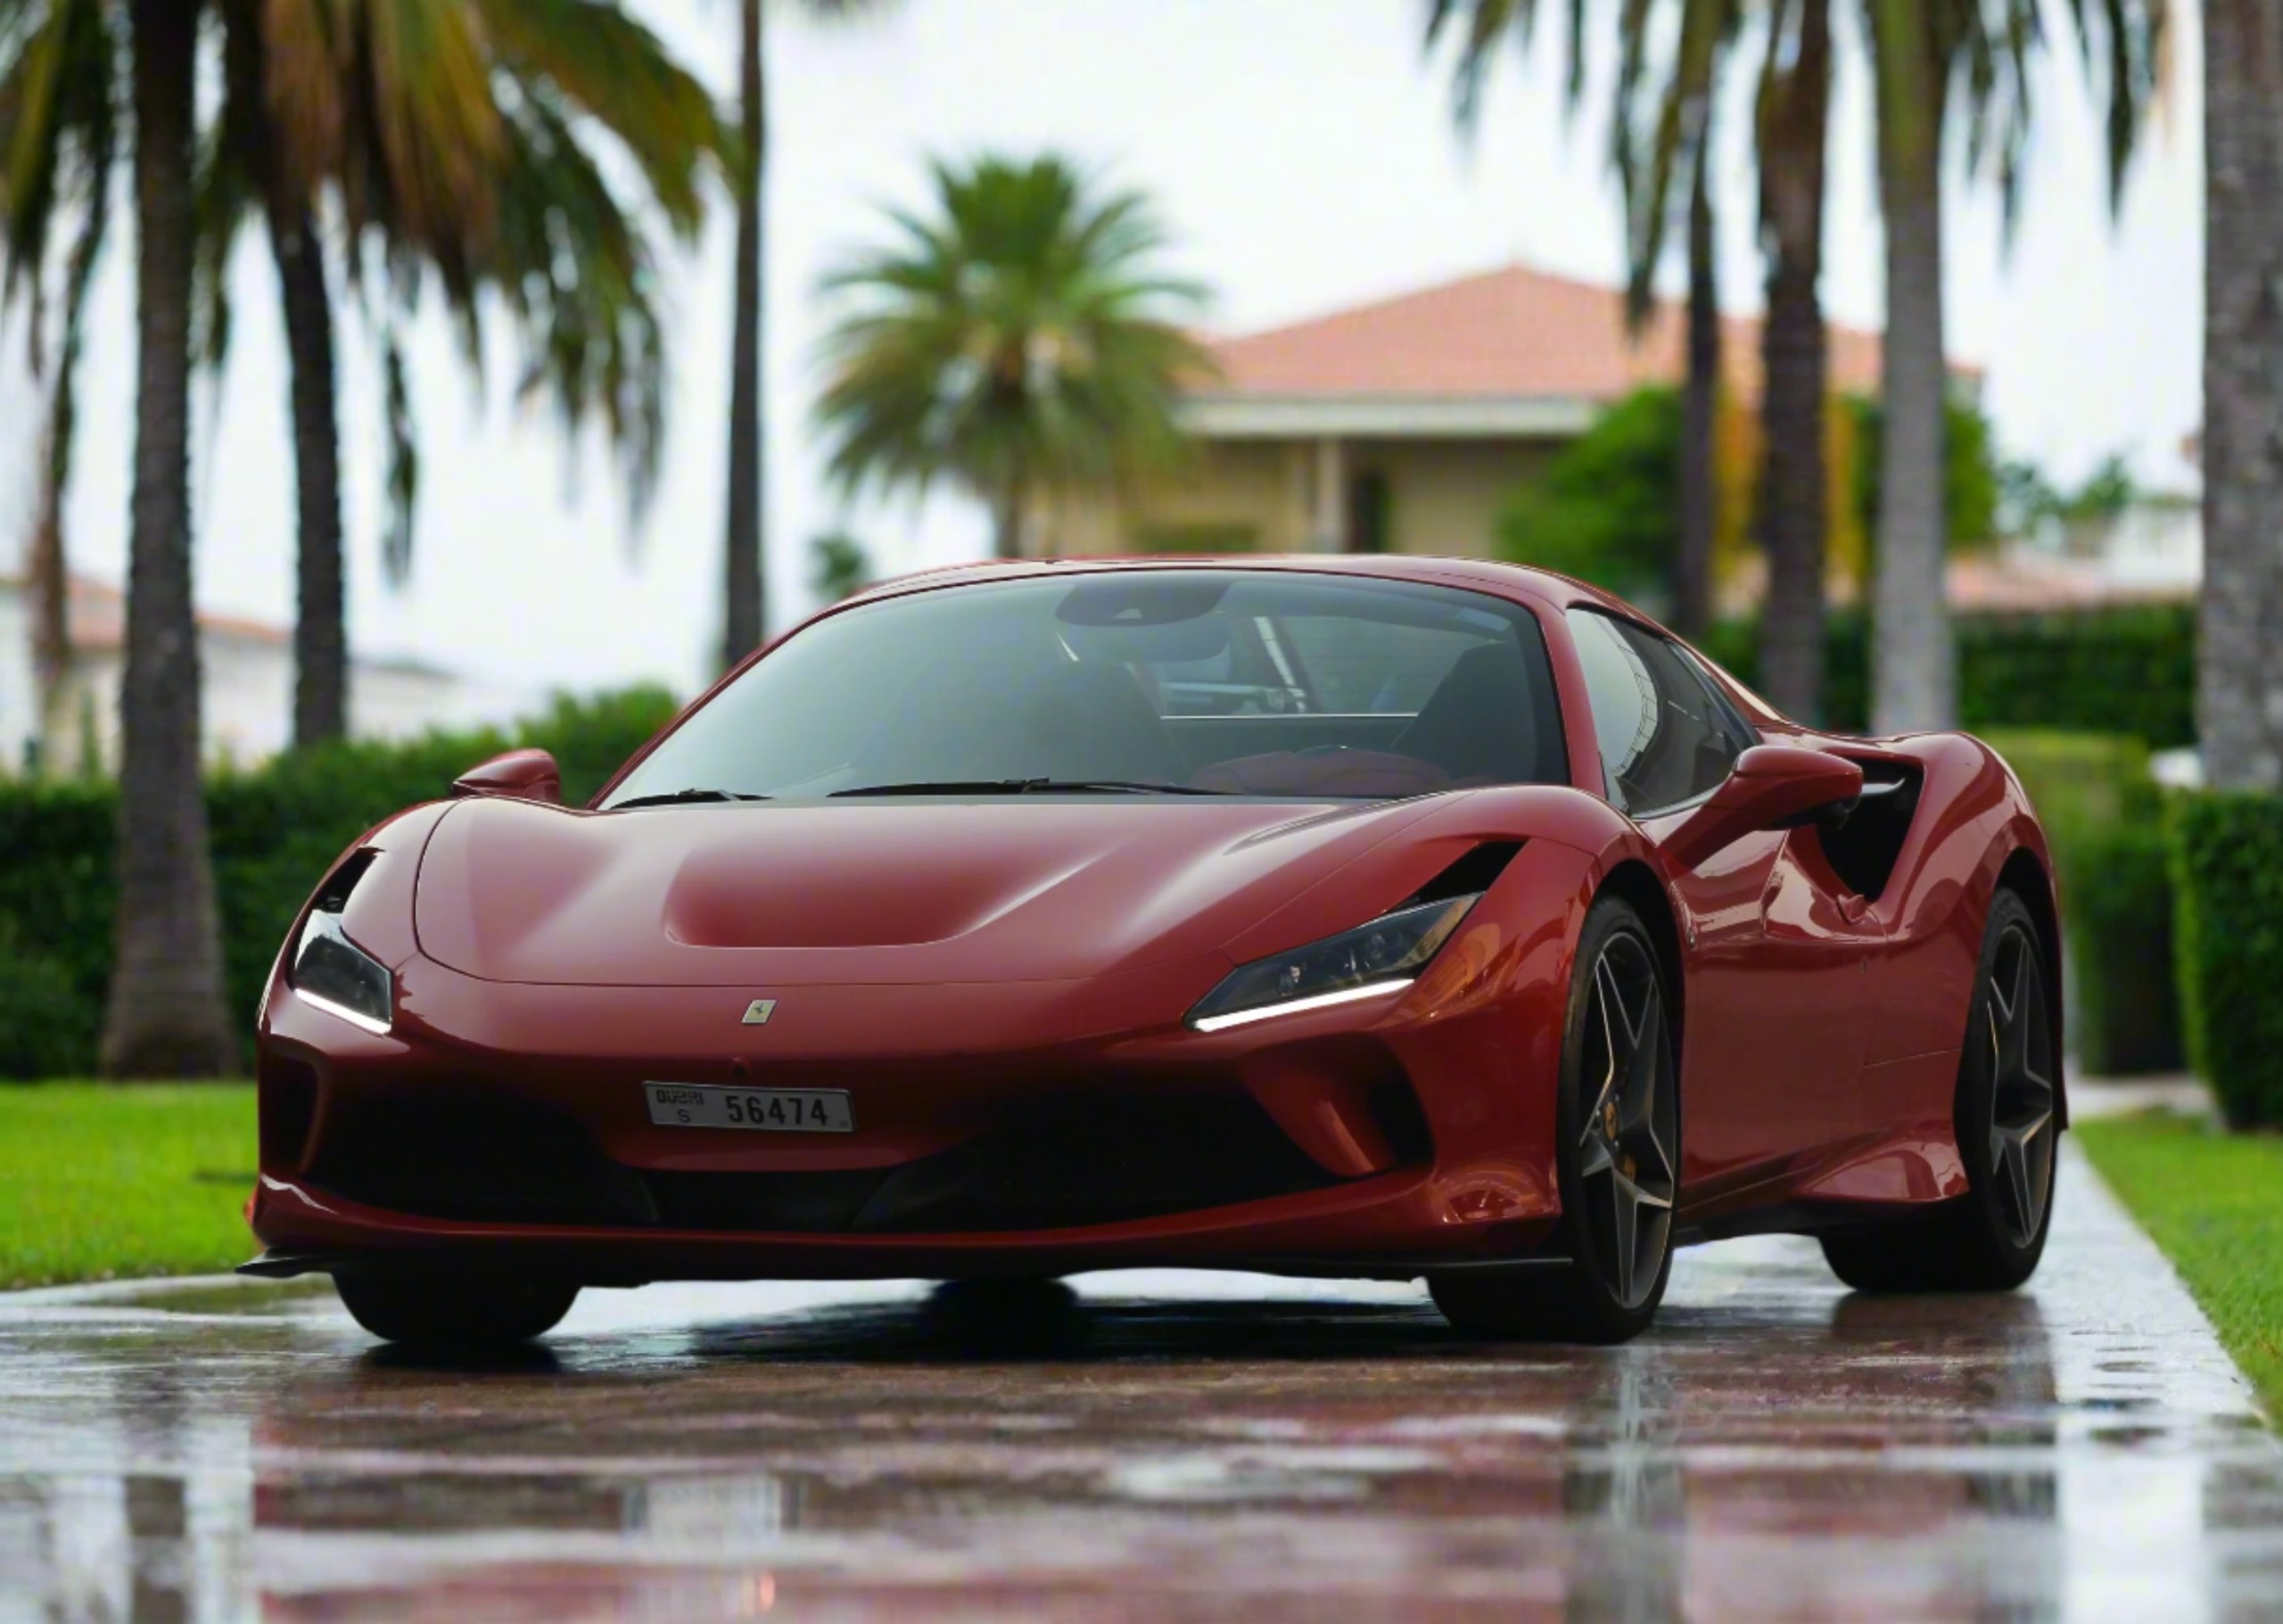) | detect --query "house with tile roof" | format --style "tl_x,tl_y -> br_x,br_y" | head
1047,261 -> 1896,561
